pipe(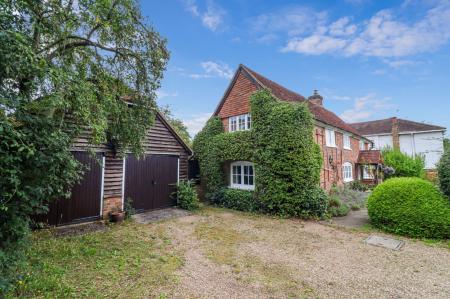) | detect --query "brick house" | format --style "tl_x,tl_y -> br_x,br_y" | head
212,64 -> 377,191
